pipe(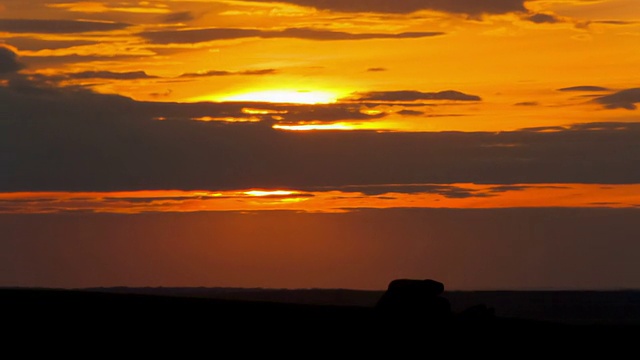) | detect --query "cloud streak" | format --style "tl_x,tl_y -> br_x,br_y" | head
2,183 -> 639,214
140,27 -> 444,44
0,19 -> 130,34
61,70 -> 157,80
558,86 -> 610,92
254,0 -> 528,15
161,11 -> 195,23
3,37 -> 97,51
179,69 -> 277,78
349,90 -> 481,102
